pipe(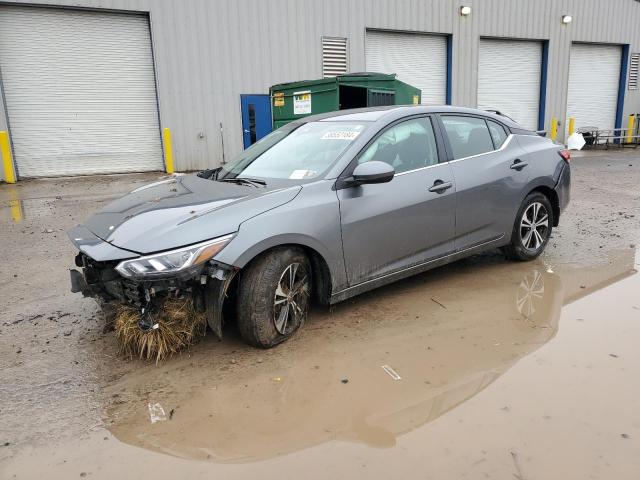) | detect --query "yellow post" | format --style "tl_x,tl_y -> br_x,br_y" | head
568,117 -> 575,136
162,127 -> 174,174
550,117 -> 558,141
626,114 -> 635,144
0,131 -> 17,184
9,199 -> 23,222
8,186 -> 23,223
